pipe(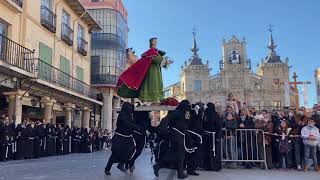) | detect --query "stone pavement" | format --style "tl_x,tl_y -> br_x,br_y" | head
0,150 -> 319,180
